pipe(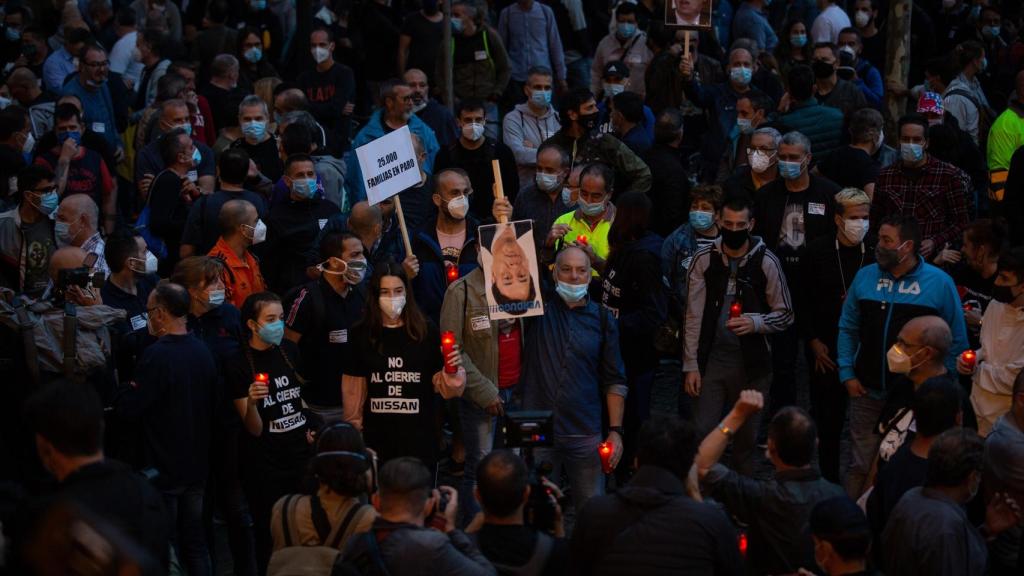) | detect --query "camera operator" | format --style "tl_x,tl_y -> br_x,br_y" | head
469,449 -> 568,575
342,457 -> 496,576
